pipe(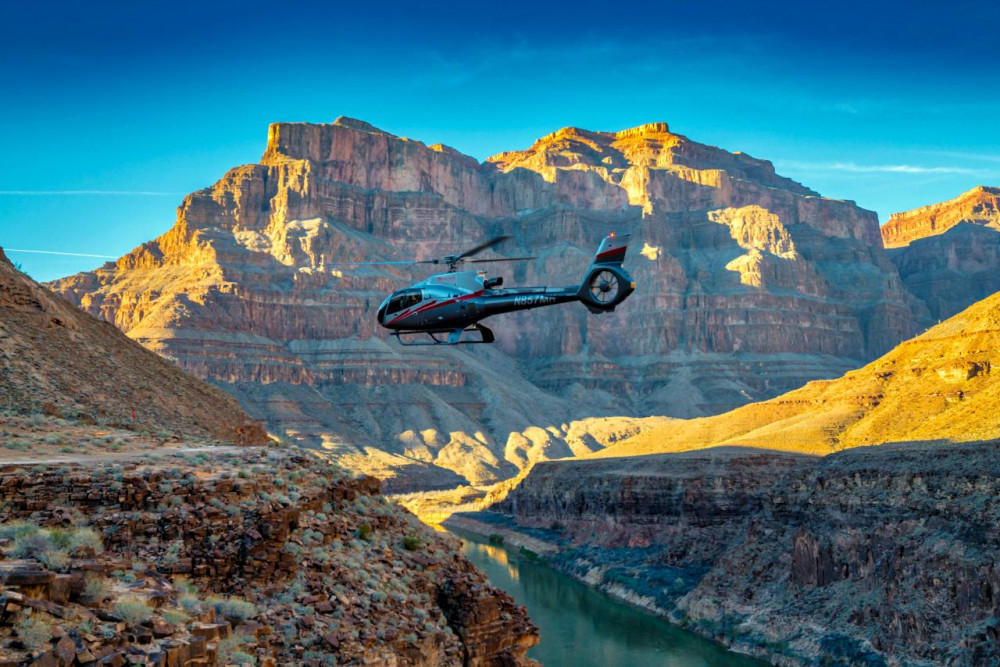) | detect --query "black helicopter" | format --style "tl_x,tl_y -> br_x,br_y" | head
345,233 -> 635,345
